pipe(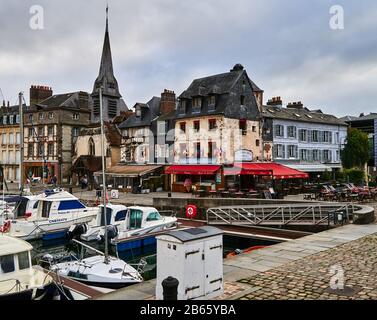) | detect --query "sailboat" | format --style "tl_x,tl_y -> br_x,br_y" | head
46,82 -> 143,288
